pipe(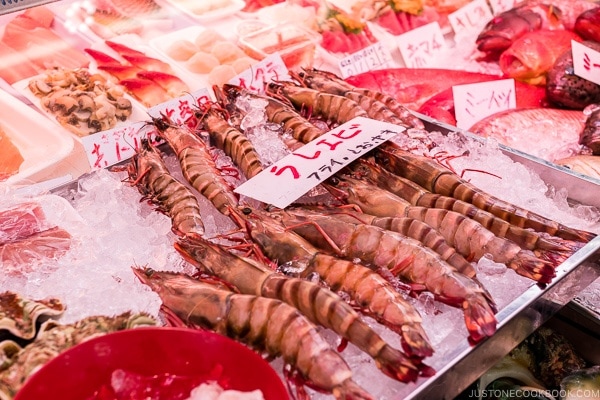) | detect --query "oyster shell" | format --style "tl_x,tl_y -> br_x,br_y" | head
0,292 -> 64,343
